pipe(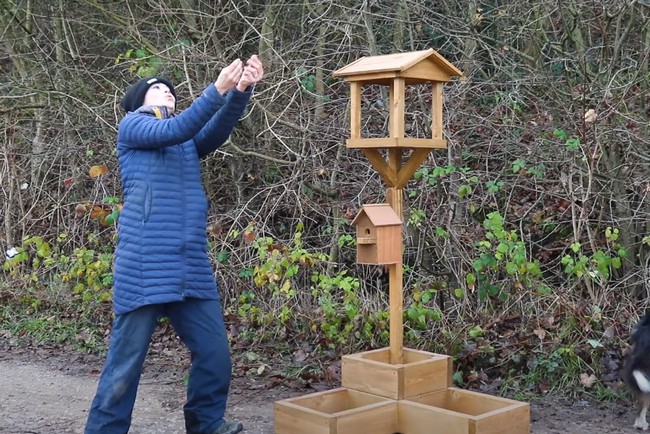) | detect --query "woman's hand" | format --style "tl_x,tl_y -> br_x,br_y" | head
214,58 -> 244,94
236,55 -> 264,92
